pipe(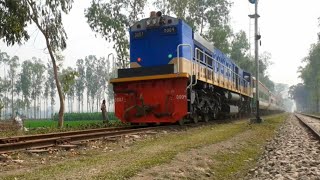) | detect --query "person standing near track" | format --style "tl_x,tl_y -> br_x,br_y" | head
101,99 -> 108,123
